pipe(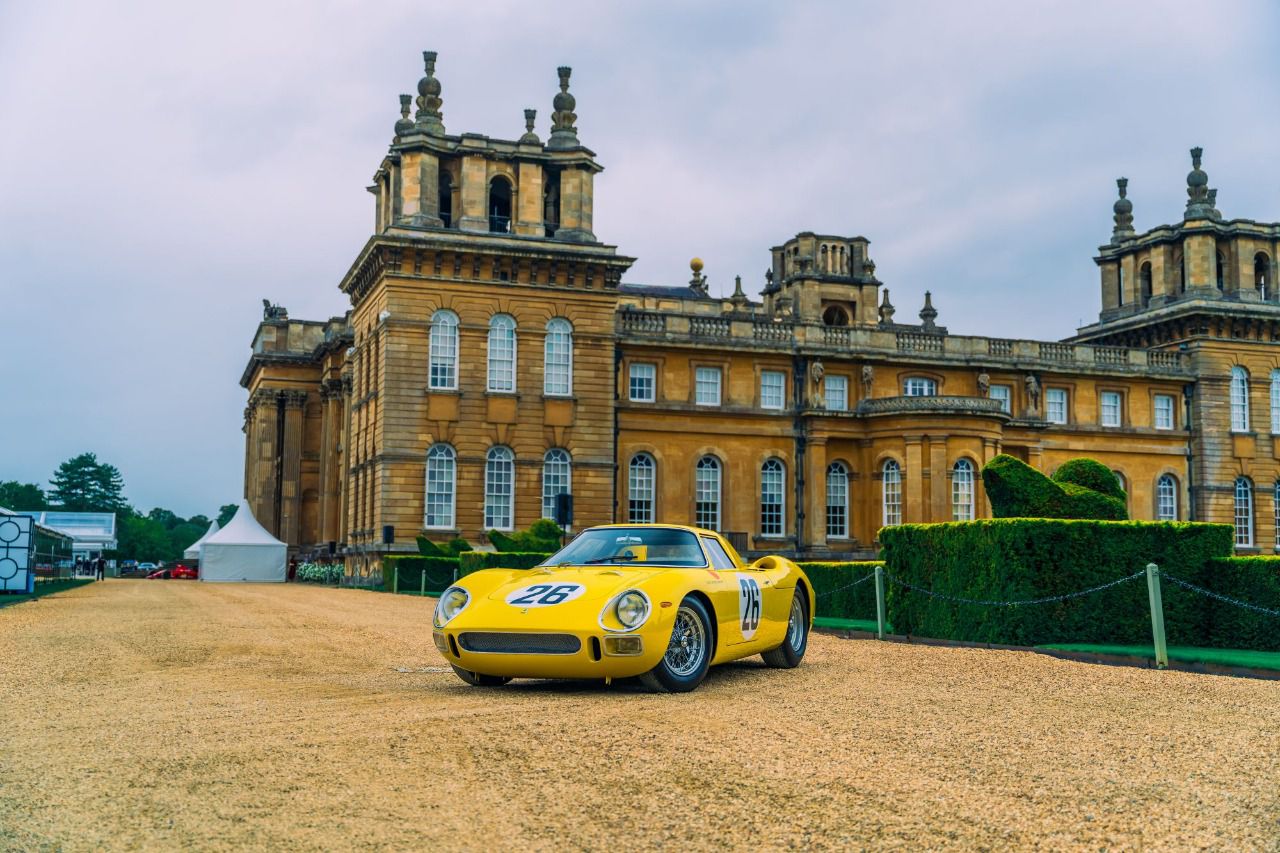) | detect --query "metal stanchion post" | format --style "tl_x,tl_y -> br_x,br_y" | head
420,570 -> 426,597
1145,562 -> 1169,670
874,564 -> 887,640
393,564 -> 399,595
